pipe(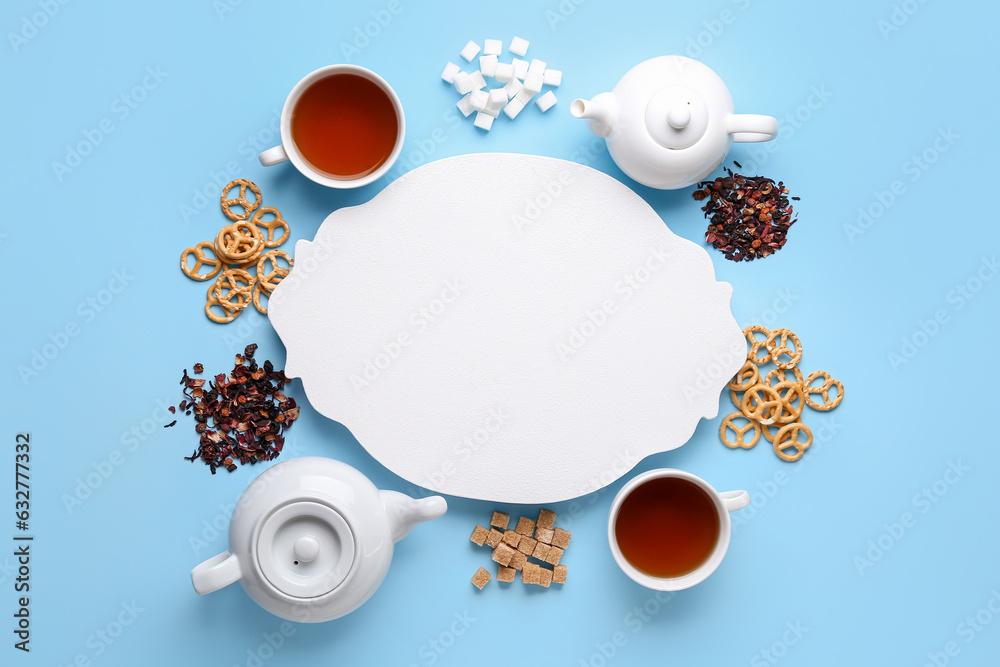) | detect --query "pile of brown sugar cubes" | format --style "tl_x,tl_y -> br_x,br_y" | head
470,509 -> 570,589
